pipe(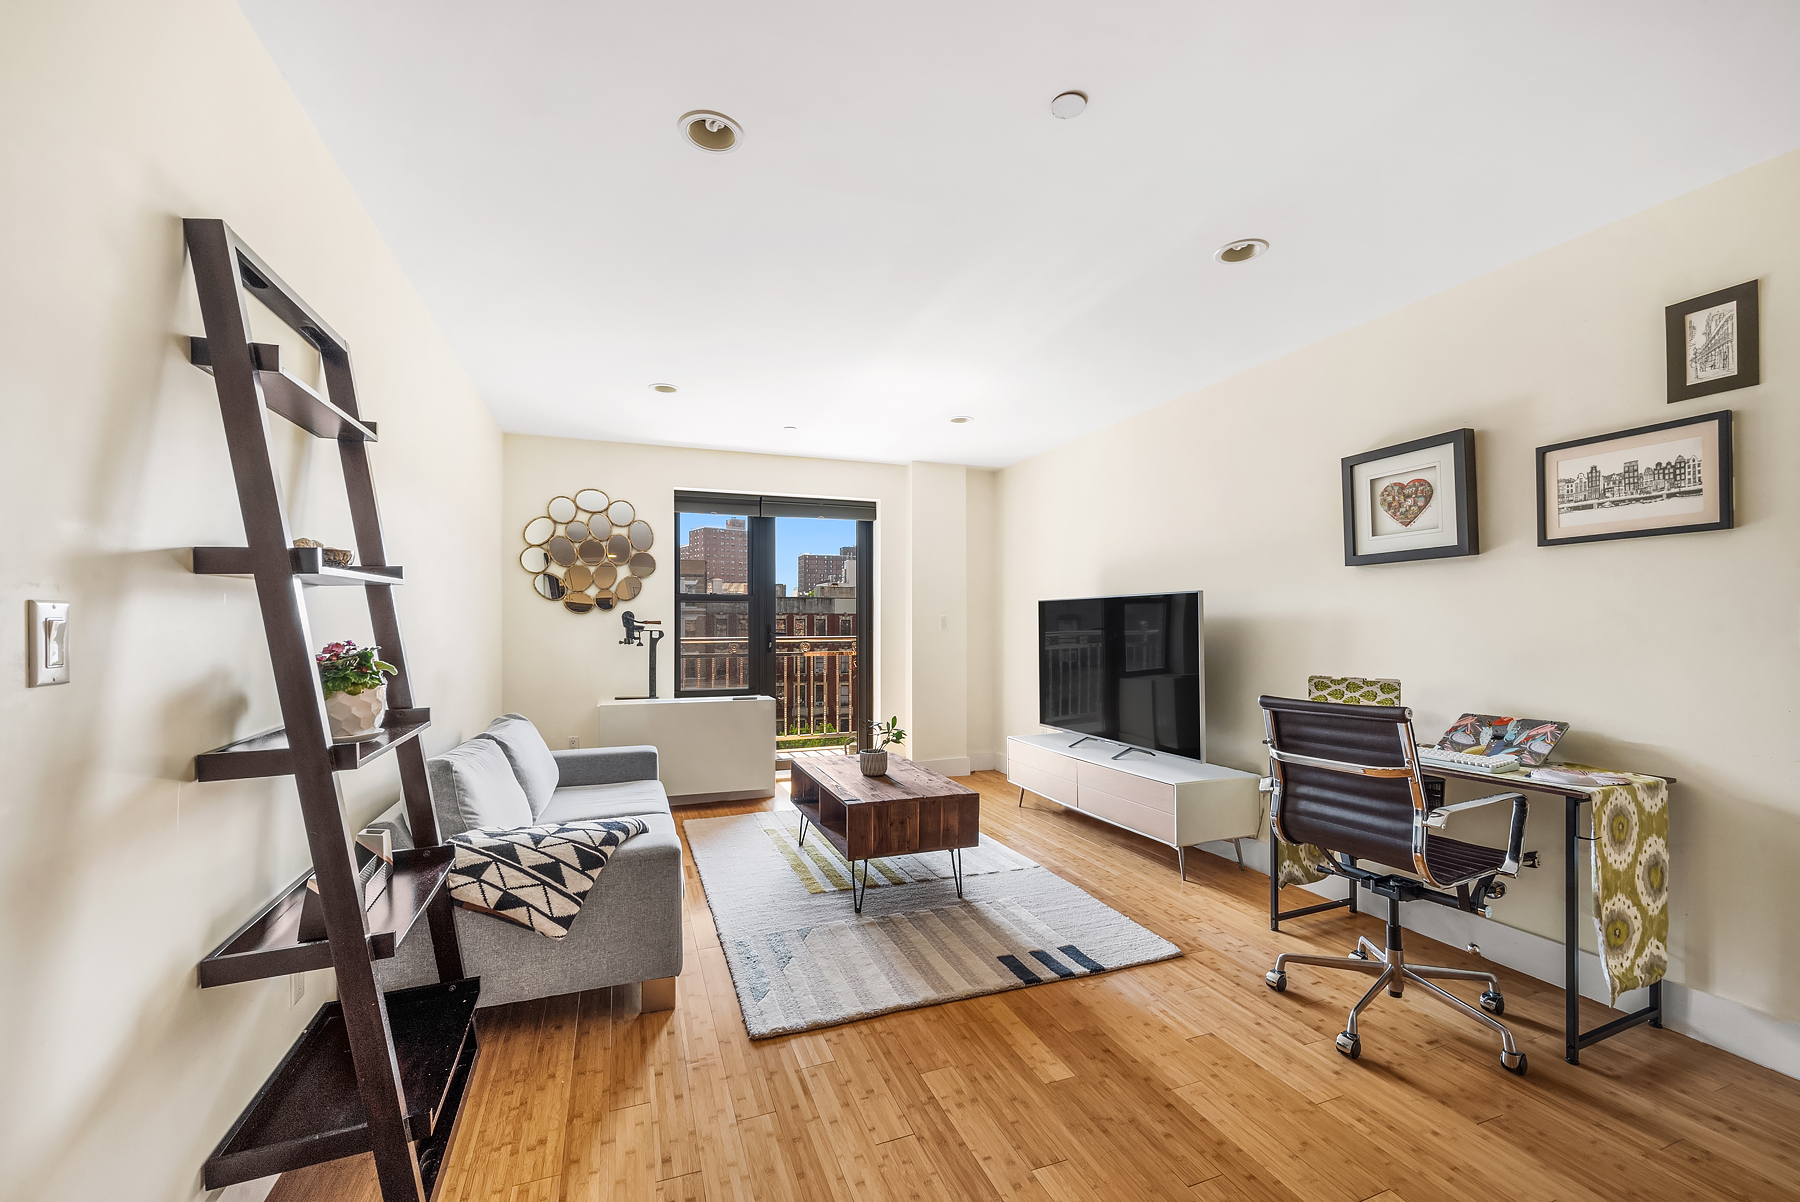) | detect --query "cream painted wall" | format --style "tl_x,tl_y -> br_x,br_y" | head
502,435 -> 910,746
996,150 -> 1800,1035
501,438 -> 1006,778
0,3 -> 503,1200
